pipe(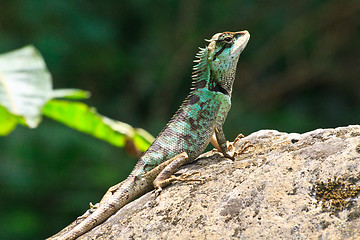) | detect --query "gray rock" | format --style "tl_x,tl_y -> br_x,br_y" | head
76,125 -> 360,240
